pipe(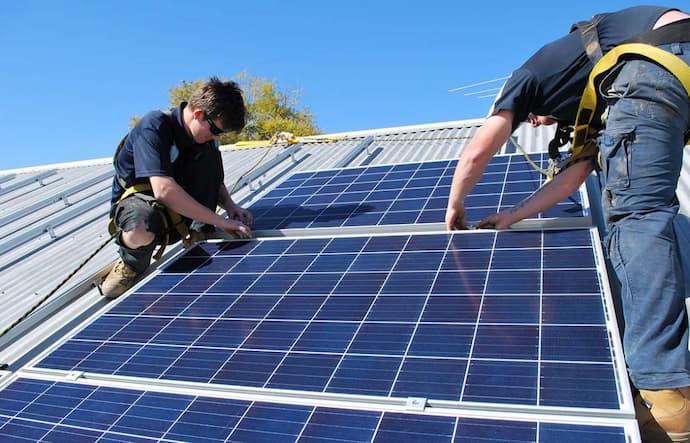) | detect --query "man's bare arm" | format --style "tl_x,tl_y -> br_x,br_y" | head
446,110 -> 514,230
149,175 -> 252,237
477,157 -> 595,229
